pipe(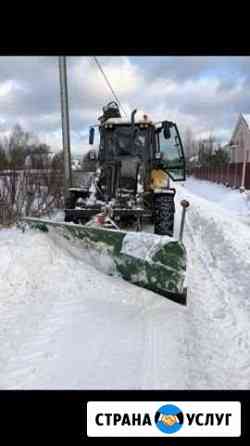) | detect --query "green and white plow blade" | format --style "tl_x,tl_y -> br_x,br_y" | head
21,217 -> 187,305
